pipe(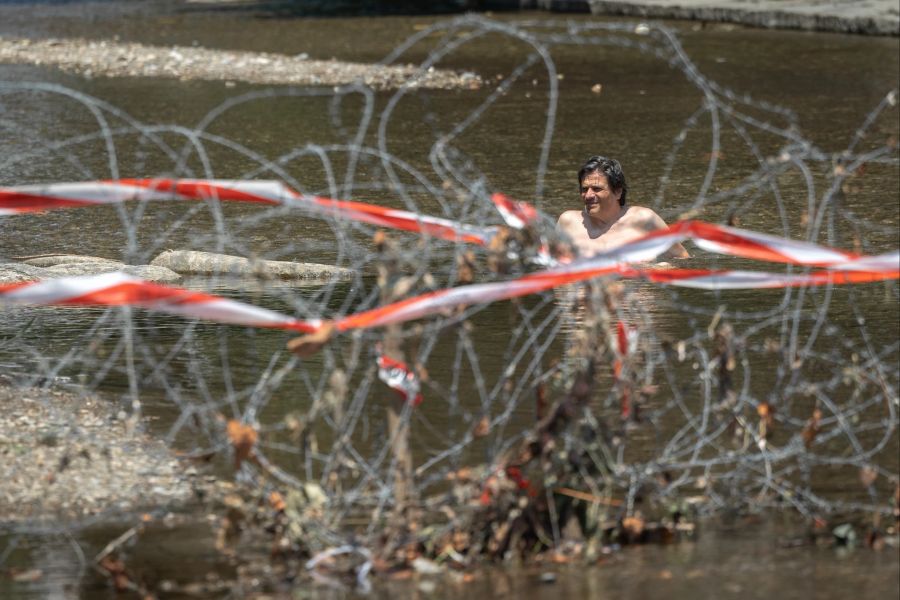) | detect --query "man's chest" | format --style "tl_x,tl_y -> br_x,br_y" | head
573,221 -> 645,255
